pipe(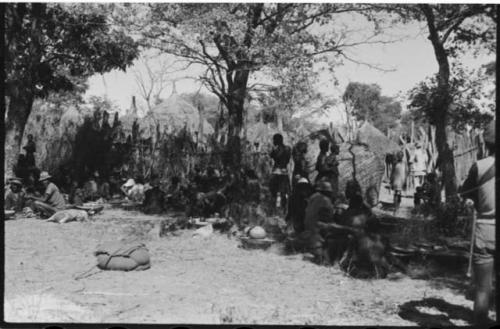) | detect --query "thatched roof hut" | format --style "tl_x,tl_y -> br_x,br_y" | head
356,121 -> 400,161
303,123 -> 399,200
